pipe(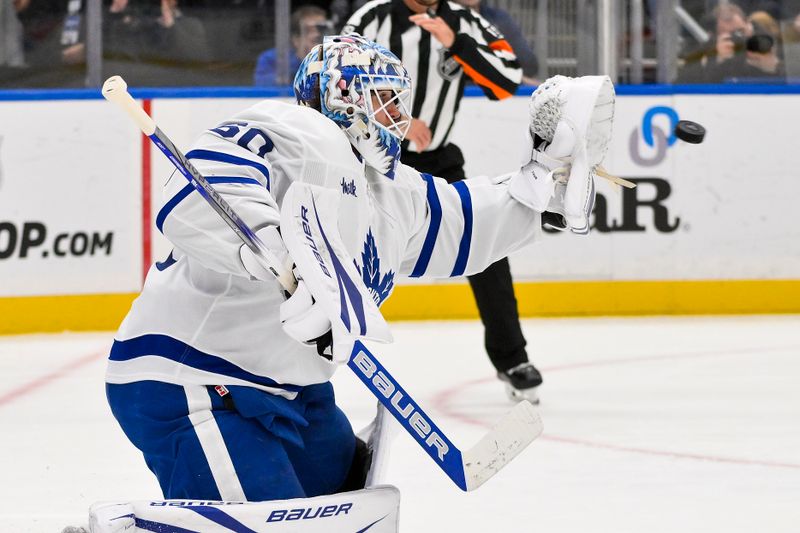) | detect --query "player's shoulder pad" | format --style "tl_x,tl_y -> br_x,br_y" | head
394,163 -> 430,191
381,163 -> 433,221
233,100 -> 359,171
